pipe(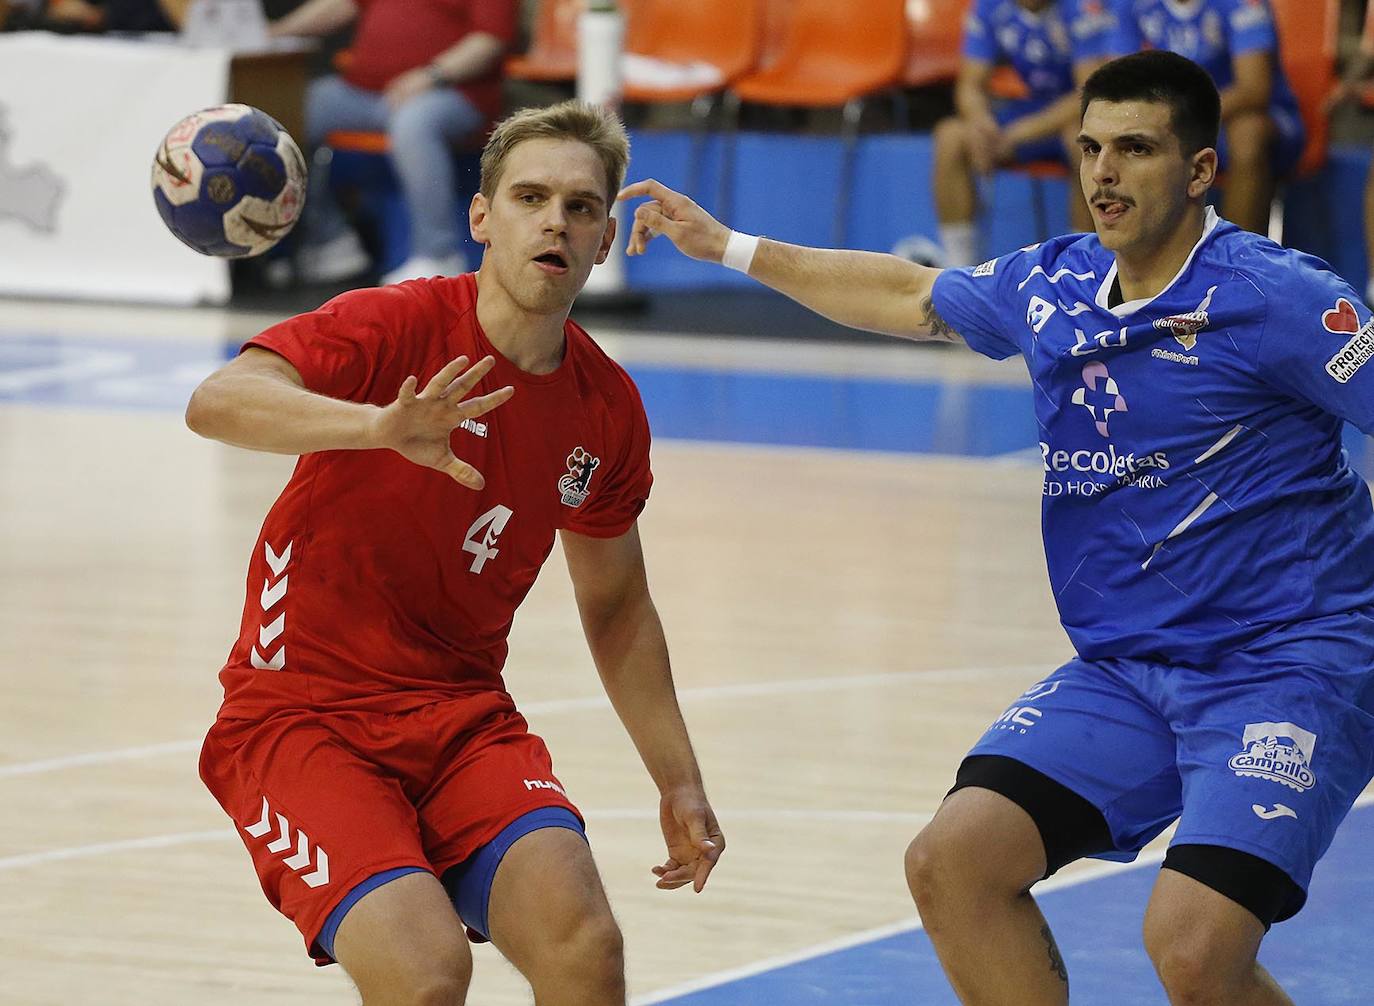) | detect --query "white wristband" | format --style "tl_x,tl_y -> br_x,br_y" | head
722,231 -> 760,274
